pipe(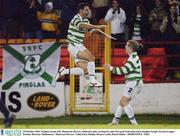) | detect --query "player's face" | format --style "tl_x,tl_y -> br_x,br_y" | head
81,6 -> 90,18
125,42 -> 133,55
